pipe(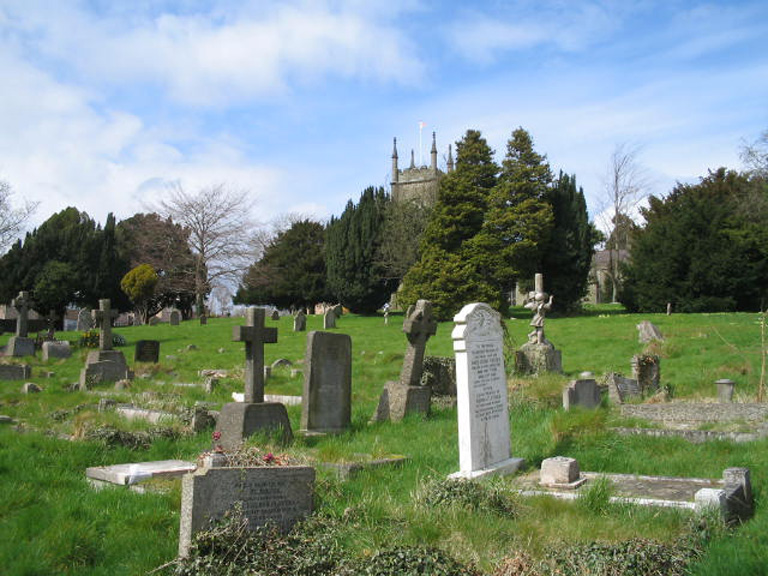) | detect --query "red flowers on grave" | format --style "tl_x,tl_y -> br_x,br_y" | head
263,452 -> 276,465
212,430 -> 224,453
